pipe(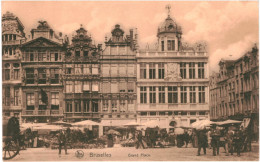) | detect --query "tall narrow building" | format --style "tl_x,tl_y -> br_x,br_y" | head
100,25 -> 137,128
2,11 -> 26,122
63,26 -> 101,122
136,9 -> 210,129
20,21 -> 65,123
